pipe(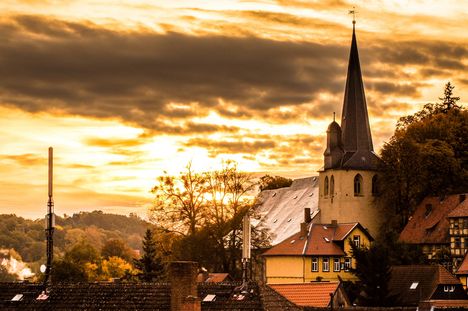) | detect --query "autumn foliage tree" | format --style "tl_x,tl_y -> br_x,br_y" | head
379,82 -> 467,230
150,161 -> 270,278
